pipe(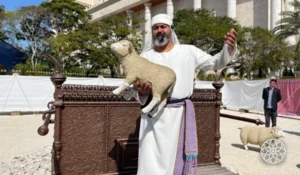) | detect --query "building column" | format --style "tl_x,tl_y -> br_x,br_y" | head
193,0 -> 201,10
271,0 -> 281,30
167,0 -> 174,19
227,0 -> 236,19
143,3 -> 152,49
119,10 -> 134,74
126,10 -> 133,27
144,3 -> 152,35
